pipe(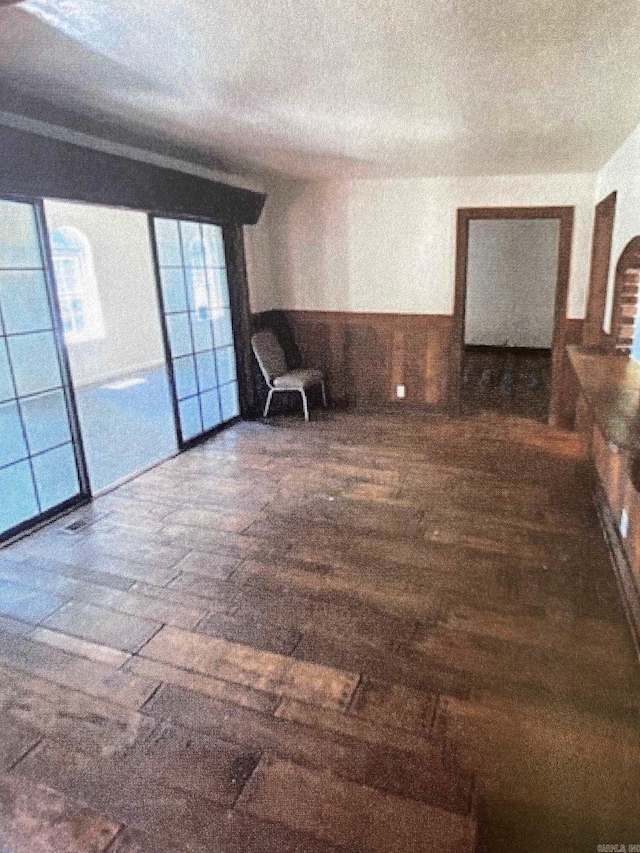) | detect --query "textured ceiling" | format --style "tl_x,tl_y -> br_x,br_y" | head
0,0 -> 639,179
